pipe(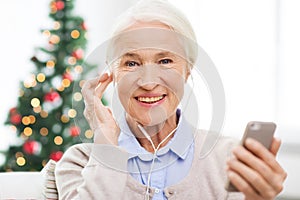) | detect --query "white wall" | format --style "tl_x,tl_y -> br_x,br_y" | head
0,0 -> 50,151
